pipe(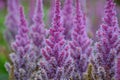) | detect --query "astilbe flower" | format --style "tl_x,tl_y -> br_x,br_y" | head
10,6 -> 30,79
70,0 -> 92,79
95,0 -> 120,79
30,0 -> 46,59
62,0 -> 74,40
40,0 -> 73,79
115,56 -> 120,80
5,0 -> 19,45
5,6 -> 38,80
